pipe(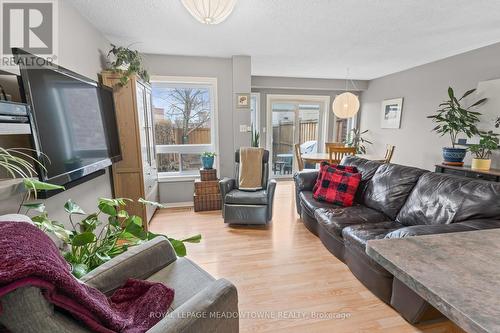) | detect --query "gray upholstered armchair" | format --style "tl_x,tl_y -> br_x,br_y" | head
0,215 -> 239,333
219,150 -> 277,225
